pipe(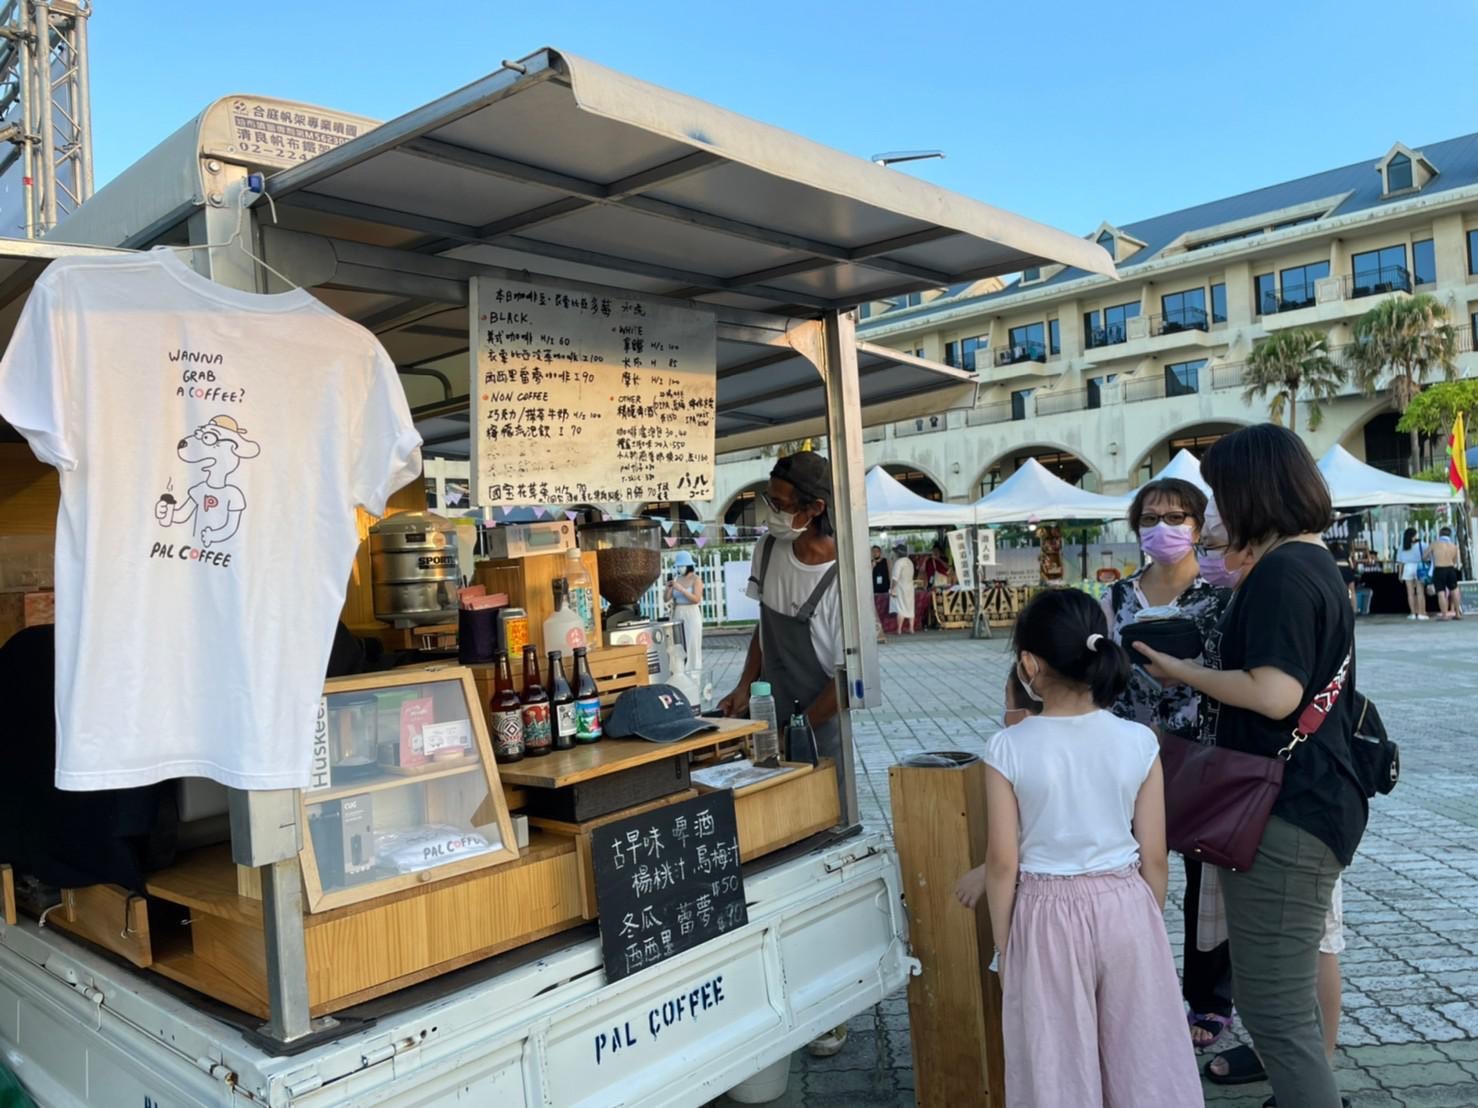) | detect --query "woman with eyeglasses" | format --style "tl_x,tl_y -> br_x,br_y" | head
1101,476 -> 1235,1054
